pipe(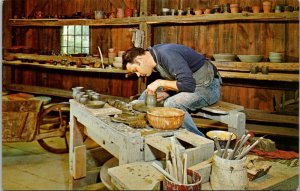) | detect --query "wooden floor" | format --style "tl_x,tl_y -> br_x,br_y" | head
2,115 -> 298,190
2,141 -> 70,190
